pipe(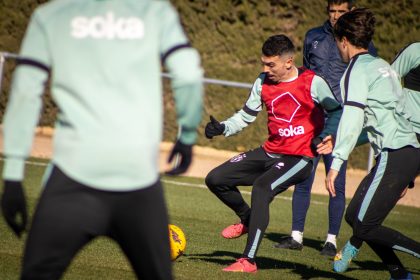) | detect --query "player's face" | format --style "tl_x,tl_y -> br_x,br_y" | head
261,54 -> 293,83
328,2 -> 351,27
